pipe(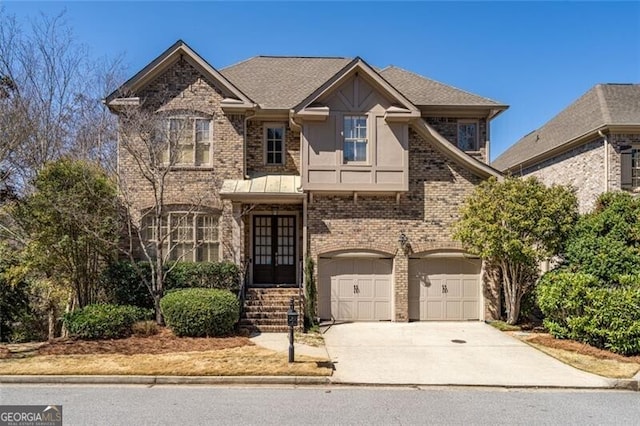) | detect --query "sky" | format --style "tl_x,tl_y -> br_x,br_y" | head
3,1 -> 639,161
